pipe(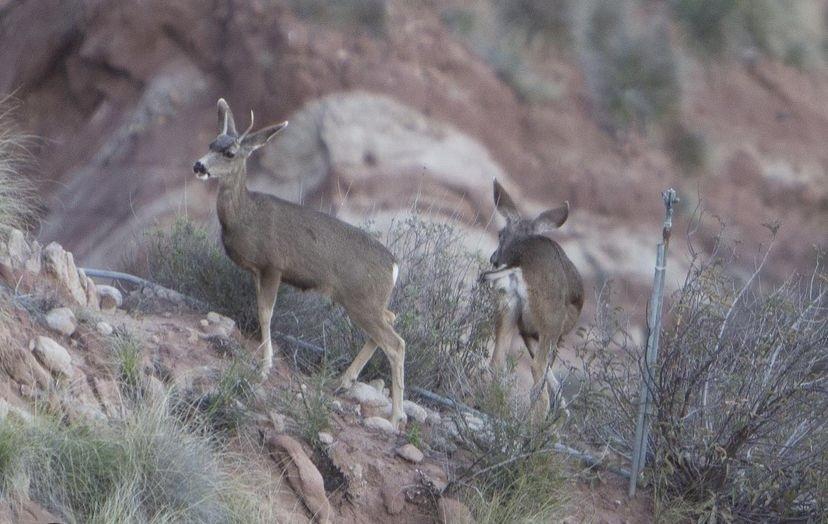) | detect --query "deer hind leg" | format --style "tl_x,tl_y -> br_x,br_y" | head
338,339 -> 378,391
256,269 -> 282,380
491,294 -> 519,373
356,313 -> 406,429
526,335 -> 568,421
338,309 -> 396,390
